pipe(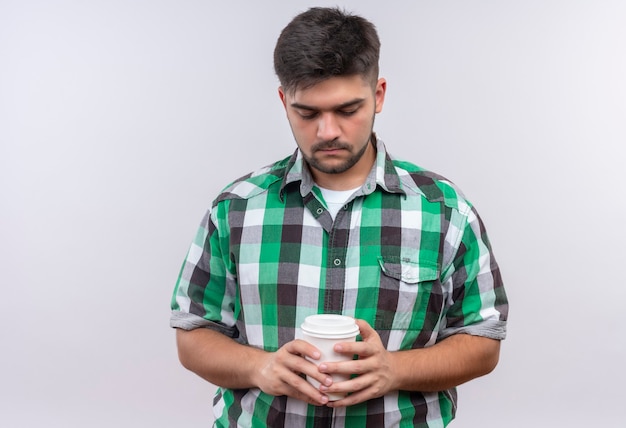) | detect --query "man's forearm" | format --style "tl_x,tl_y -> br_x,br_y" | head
390,334 -> 501,392
176,327 -> 266,389
177,328 -> 500,397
